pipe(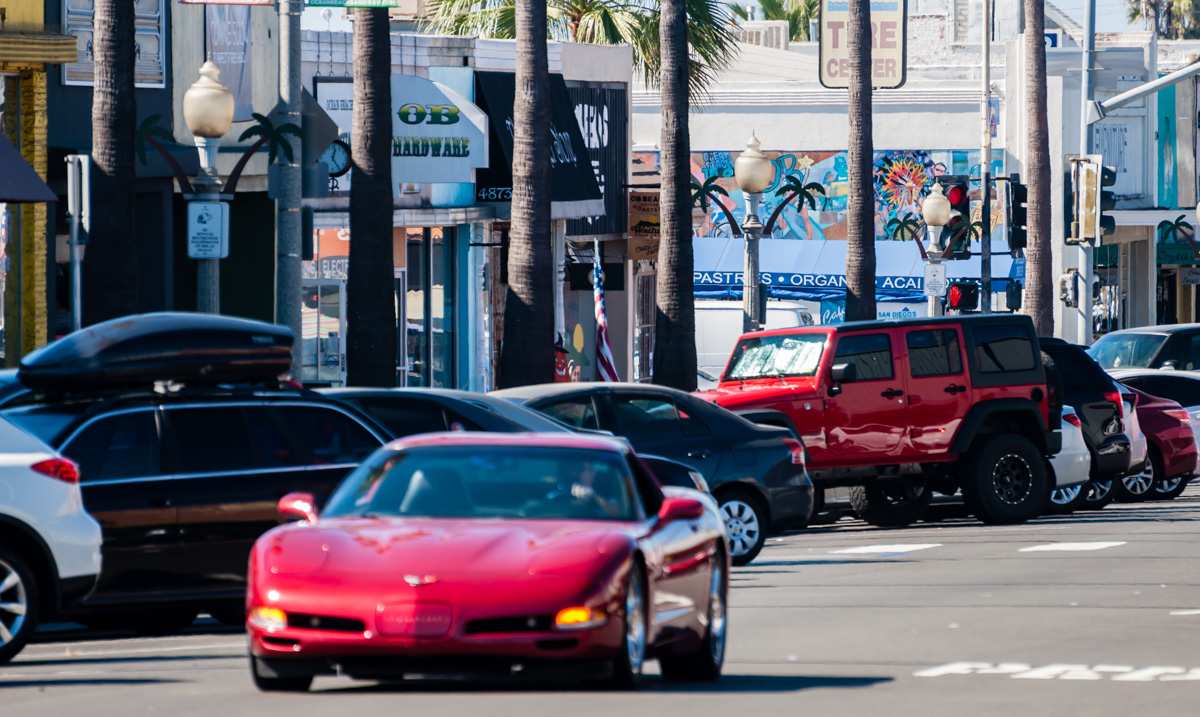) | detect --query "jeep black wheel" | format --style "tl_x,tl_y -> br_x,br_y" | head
848,478 -> 931,528
964,435 -> 1048,524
